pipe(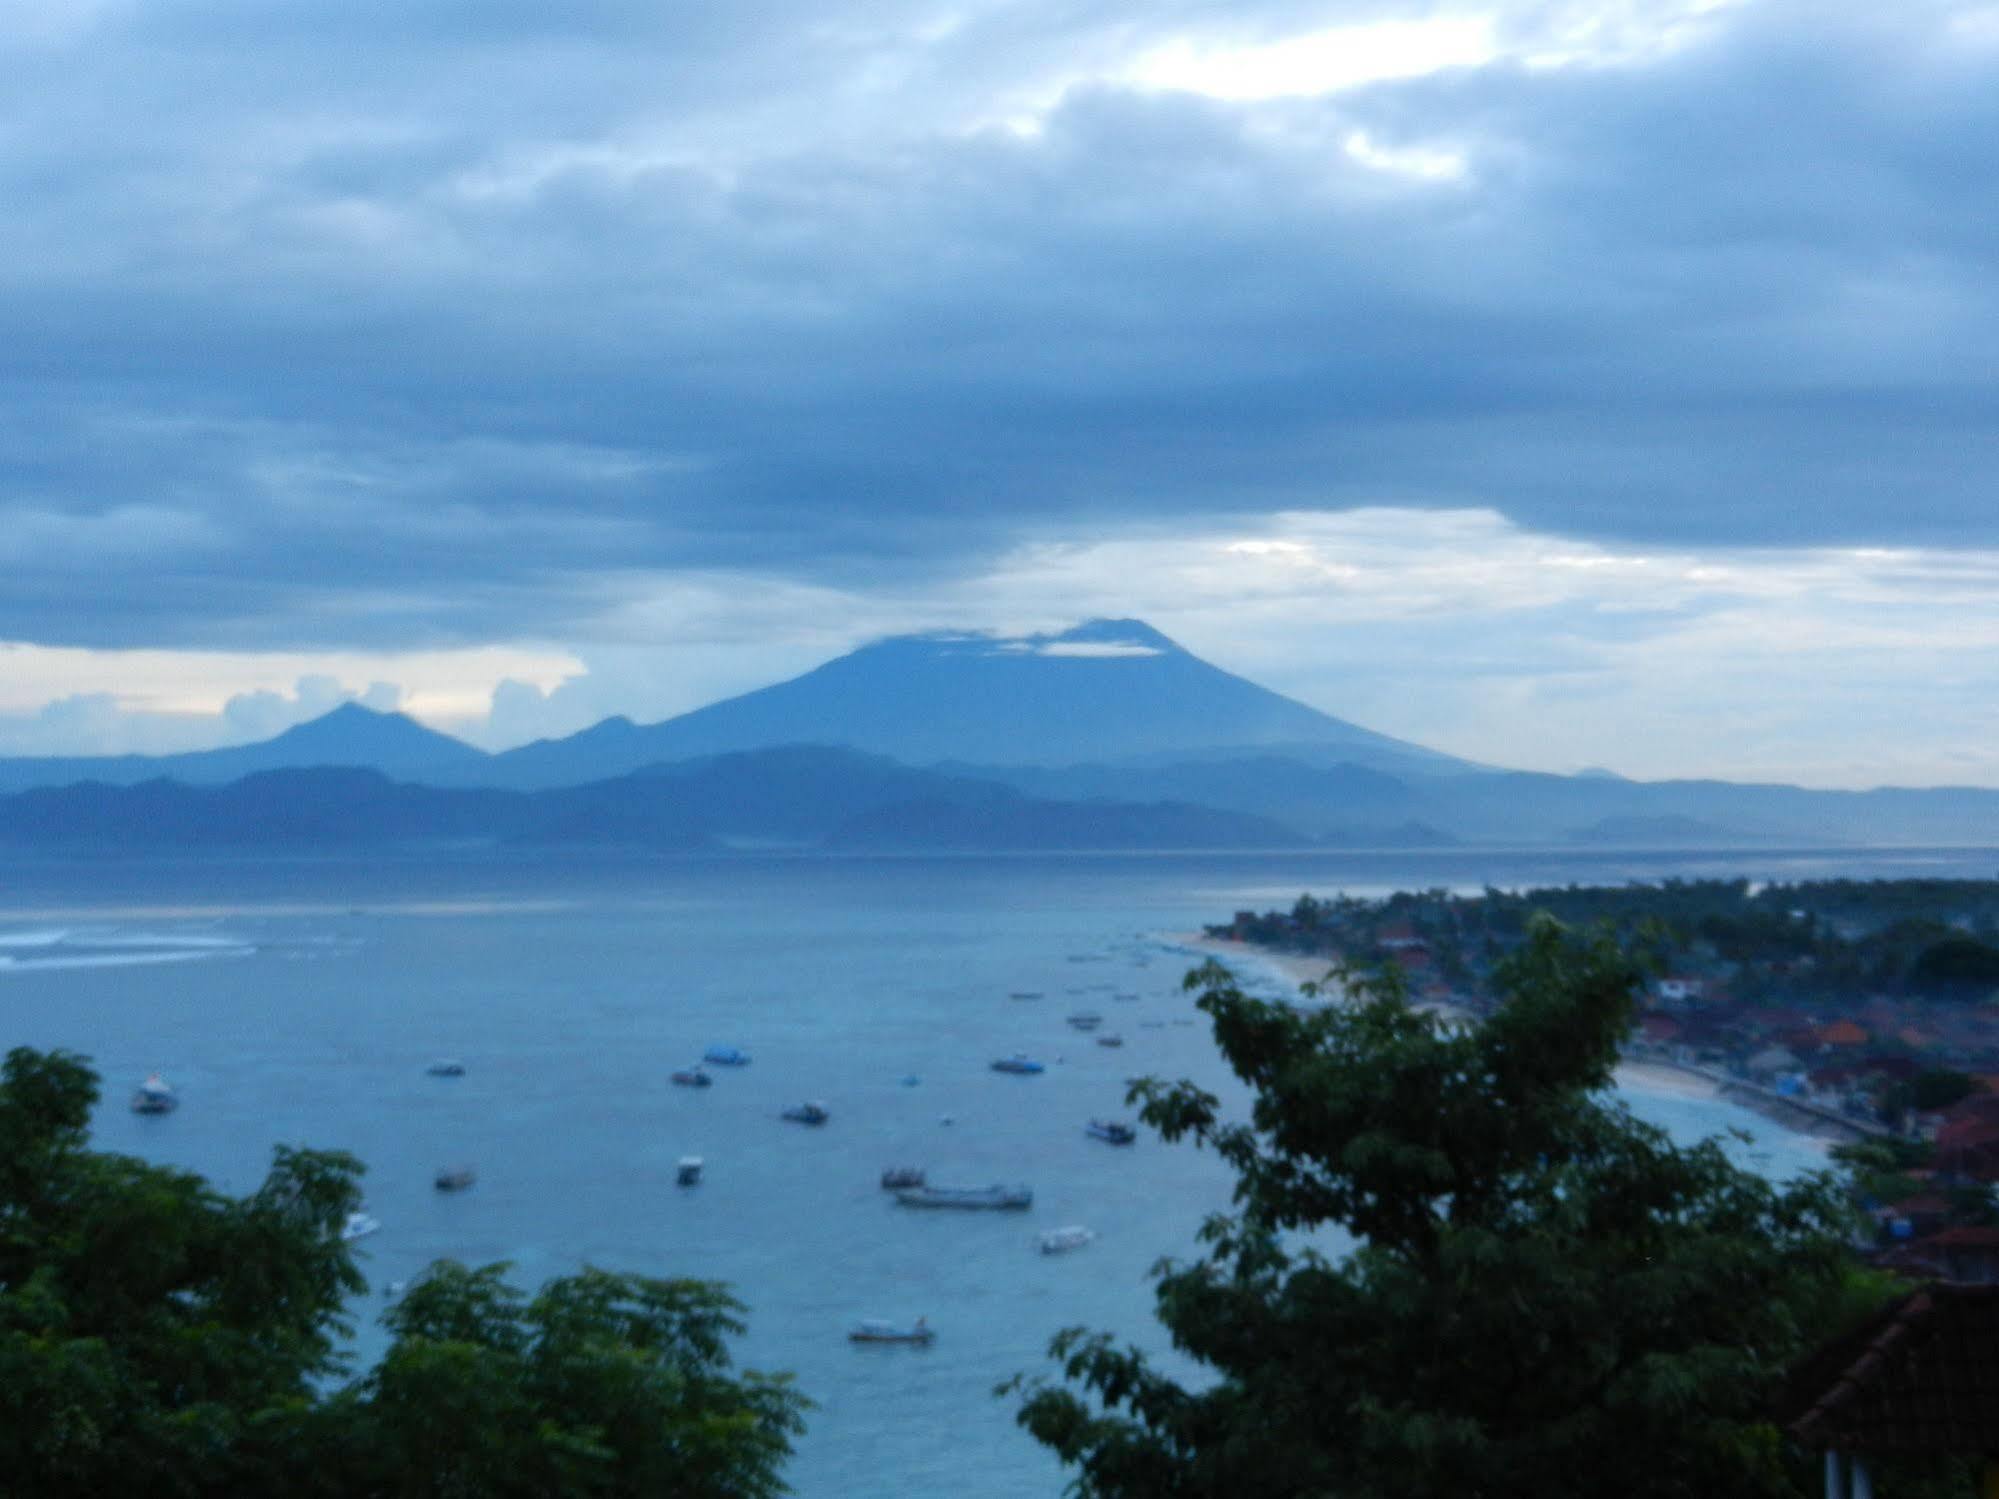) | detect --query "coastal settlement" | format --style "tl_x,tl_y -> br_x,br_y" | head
1212,877 -> 1999,1284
